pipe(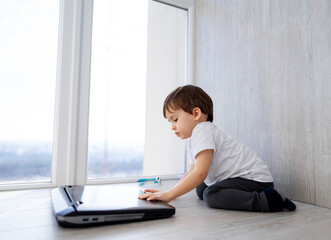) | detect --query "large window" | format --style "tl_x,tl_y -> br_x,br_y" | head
0,0 -> 195,189
88,0 -> 148,179
88,0 -> 188,180
0,0 -> 59,184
